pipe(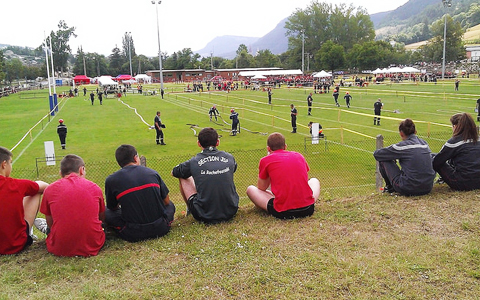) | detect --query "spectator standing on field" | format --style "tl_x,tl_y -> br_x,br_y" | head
57,119 -> 67,150
307,93 -> 313,115
290,104 -> 298,133
155,111 -> 166,145
374,98 -> 383,125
